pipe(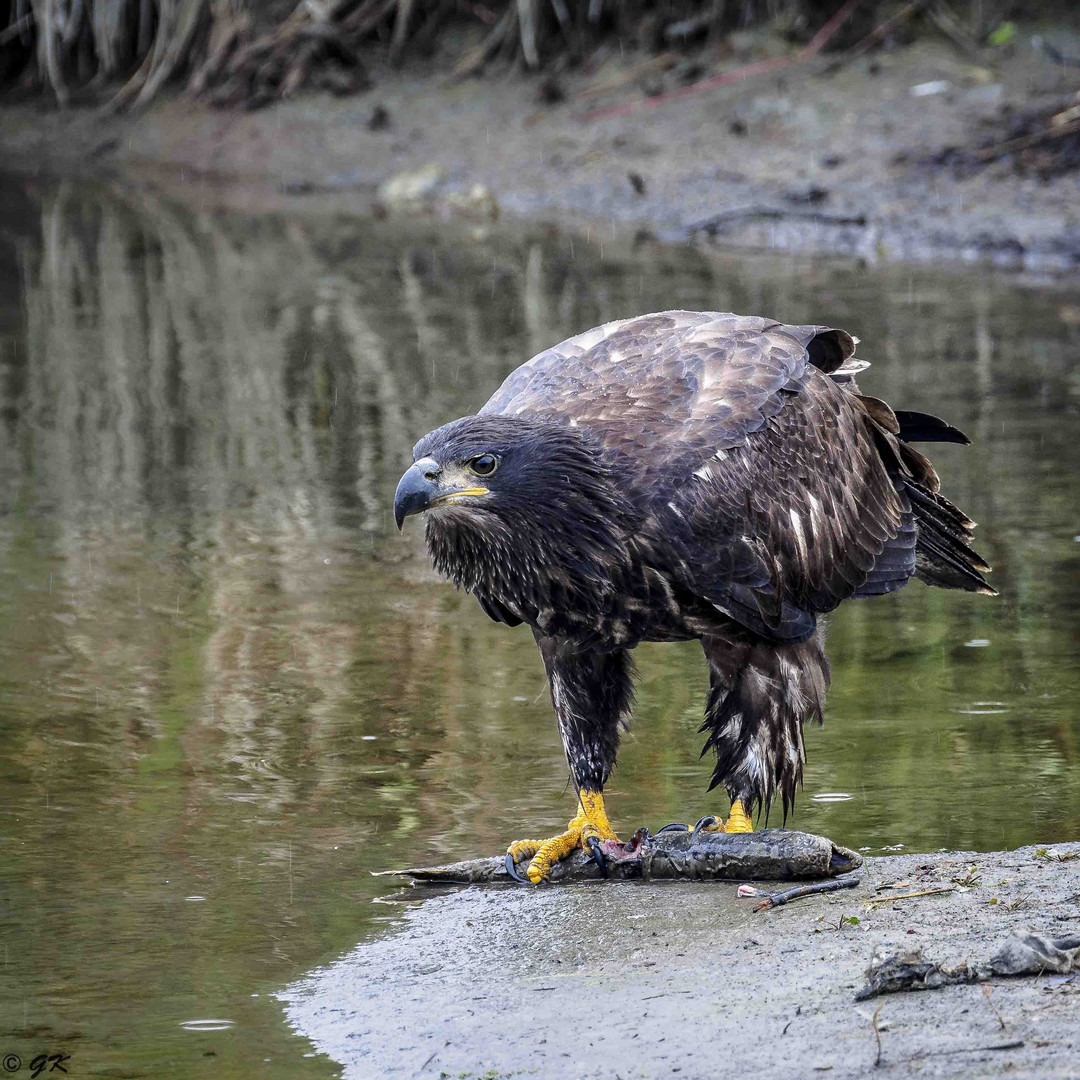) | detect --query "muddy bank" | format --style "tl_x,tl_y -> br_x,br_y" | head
4,28 -> 1080,271
280,842 -> 1079,1079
